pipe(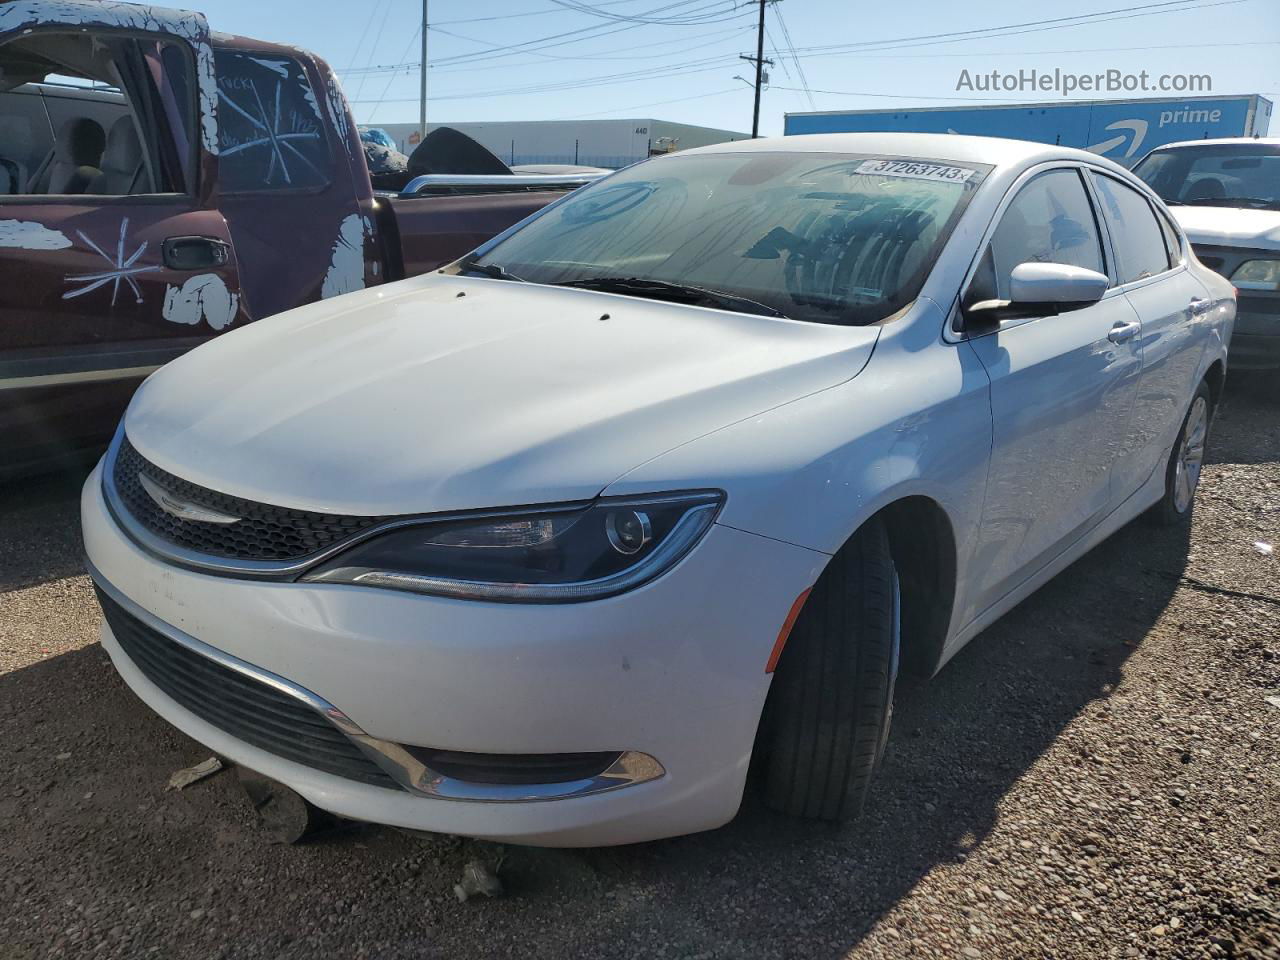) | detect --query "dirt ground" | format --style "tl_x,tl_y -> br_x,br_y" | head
1,381 -> 1276,960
